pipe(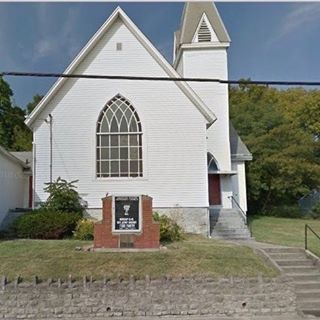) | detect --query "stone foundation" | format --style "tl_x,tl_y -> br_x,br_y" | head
87,207 -> 209,236
0,276 -> 297,318
154,207 -> 209,235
